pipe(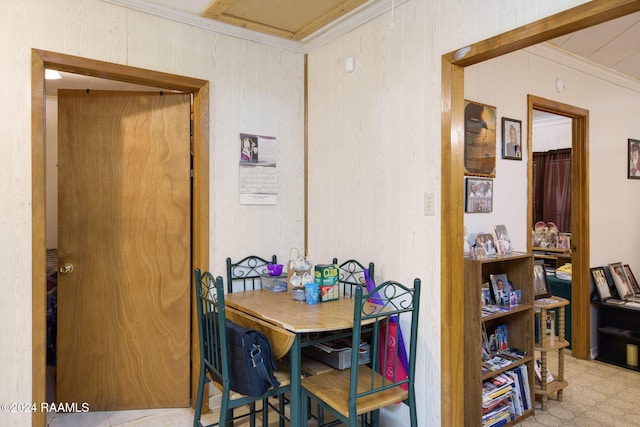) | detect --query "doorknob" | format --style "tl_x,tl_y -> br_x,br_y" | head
59,263 -> 74,274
